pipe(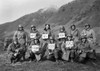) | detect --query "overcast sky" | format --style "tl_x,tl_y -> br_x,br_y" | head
0,0 -> 73,24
